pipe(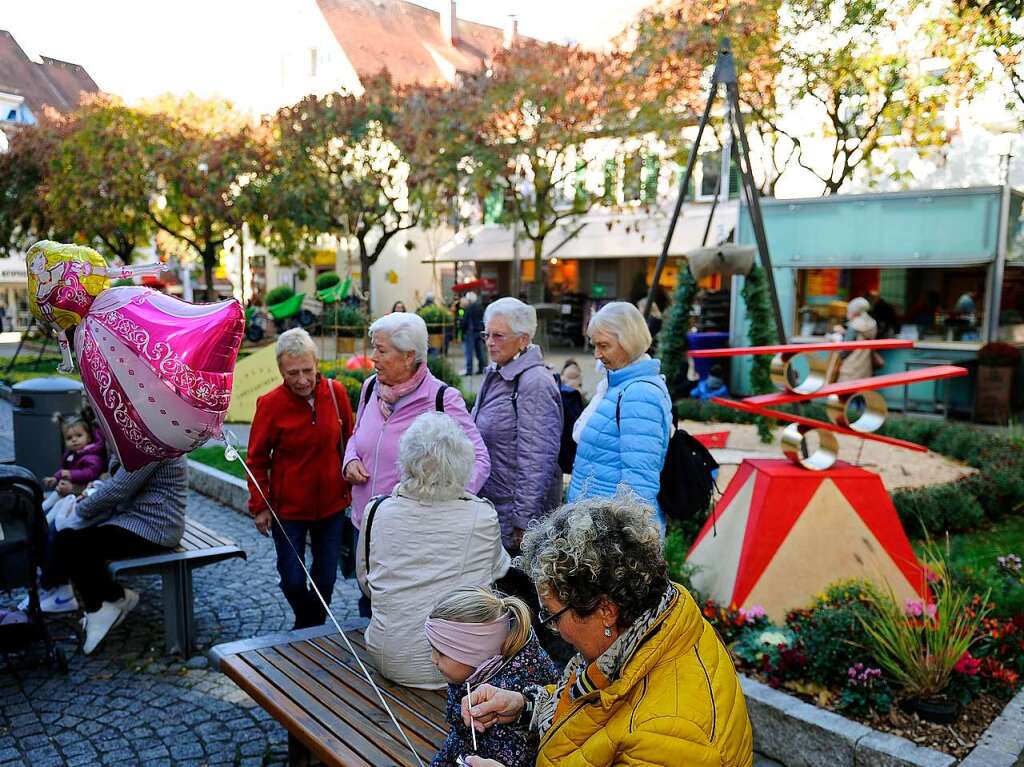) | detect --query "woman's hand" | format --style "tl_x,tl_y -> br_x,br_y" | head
253,509 -> 272,536
343,459 -> 370,485
60,469 -> 71,479
43,477 -> 57,490
56,479 -> 74,496
461,684 -> 524,733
